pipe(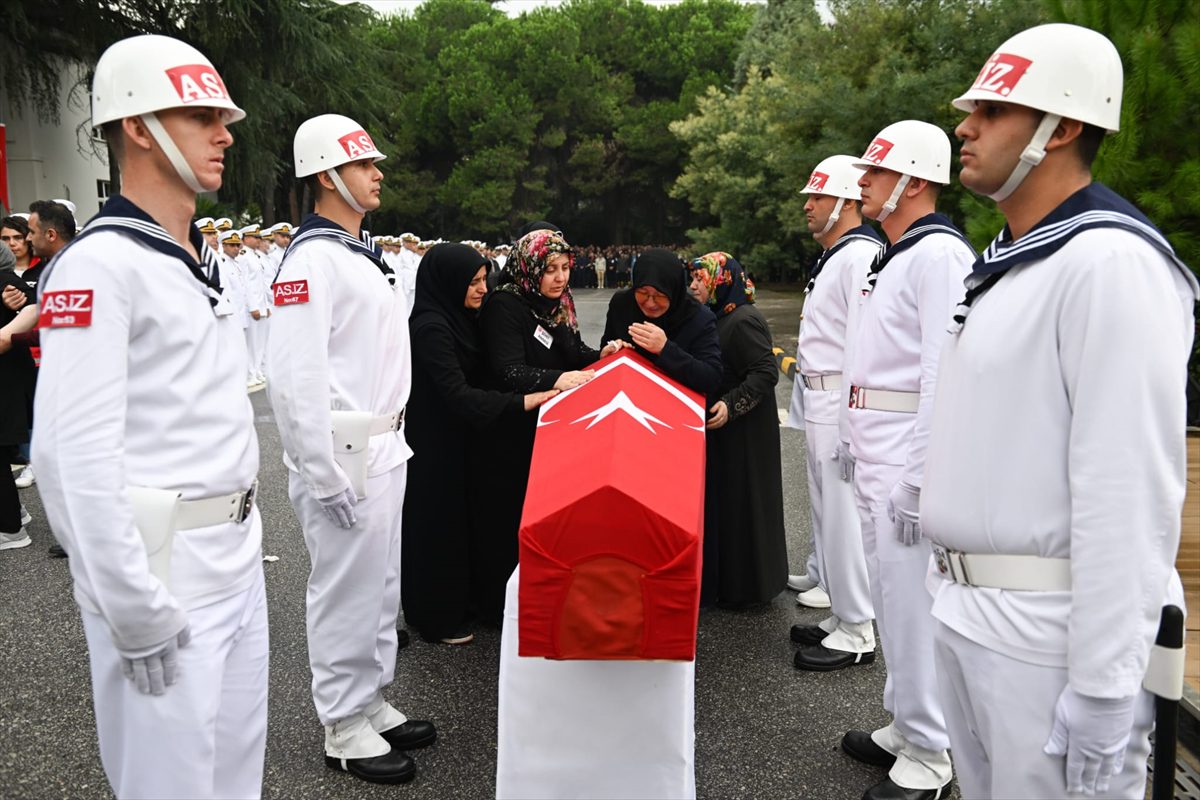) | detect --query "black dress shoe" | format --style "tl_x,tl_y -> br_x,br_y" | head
379,719 -> 437,751
396,628 -> 410,650
48,543 -> 68,559
789,624 -> 828,646
324,750 -> 415,784
862,777 -> 950,800
794,644 -> 875,672
841,730 -> 898,767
